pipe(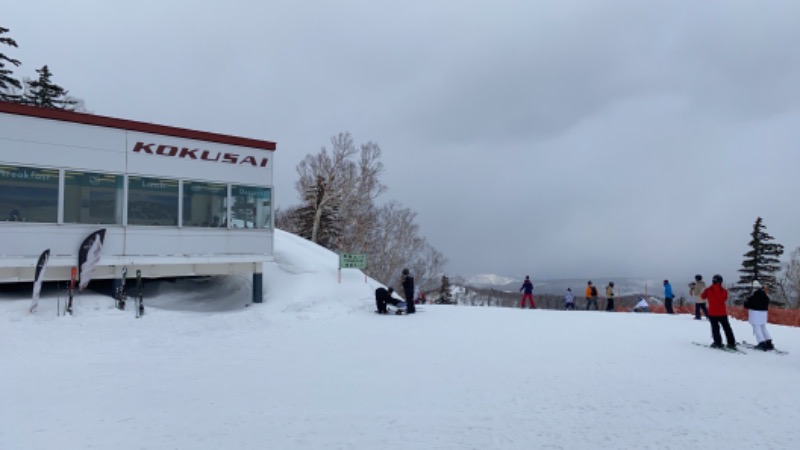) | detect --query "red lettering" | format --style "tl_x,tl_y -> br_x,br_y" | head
200,150 -> 220,162
132,141 -> 269,170
132,142 -> 154,154
179,148 -> 198,159
156,145 -> 178,156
